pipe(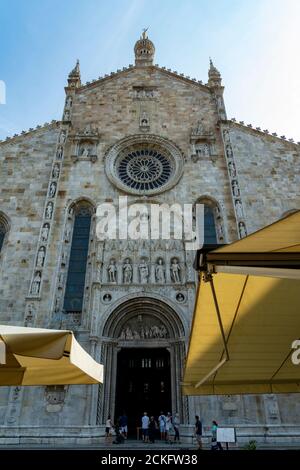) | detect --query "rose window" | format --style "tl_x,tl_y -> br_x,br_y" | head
105,136 -> 184,195
117,149 -> 172,191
